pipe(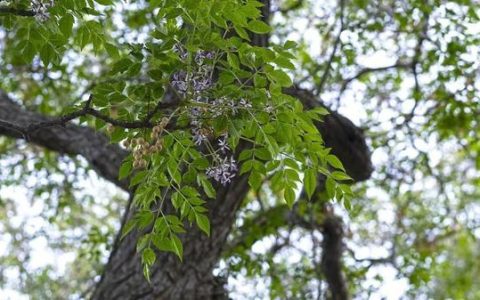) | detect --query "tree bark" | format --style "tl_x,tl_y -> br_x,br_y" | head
0,91 -> 129,191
